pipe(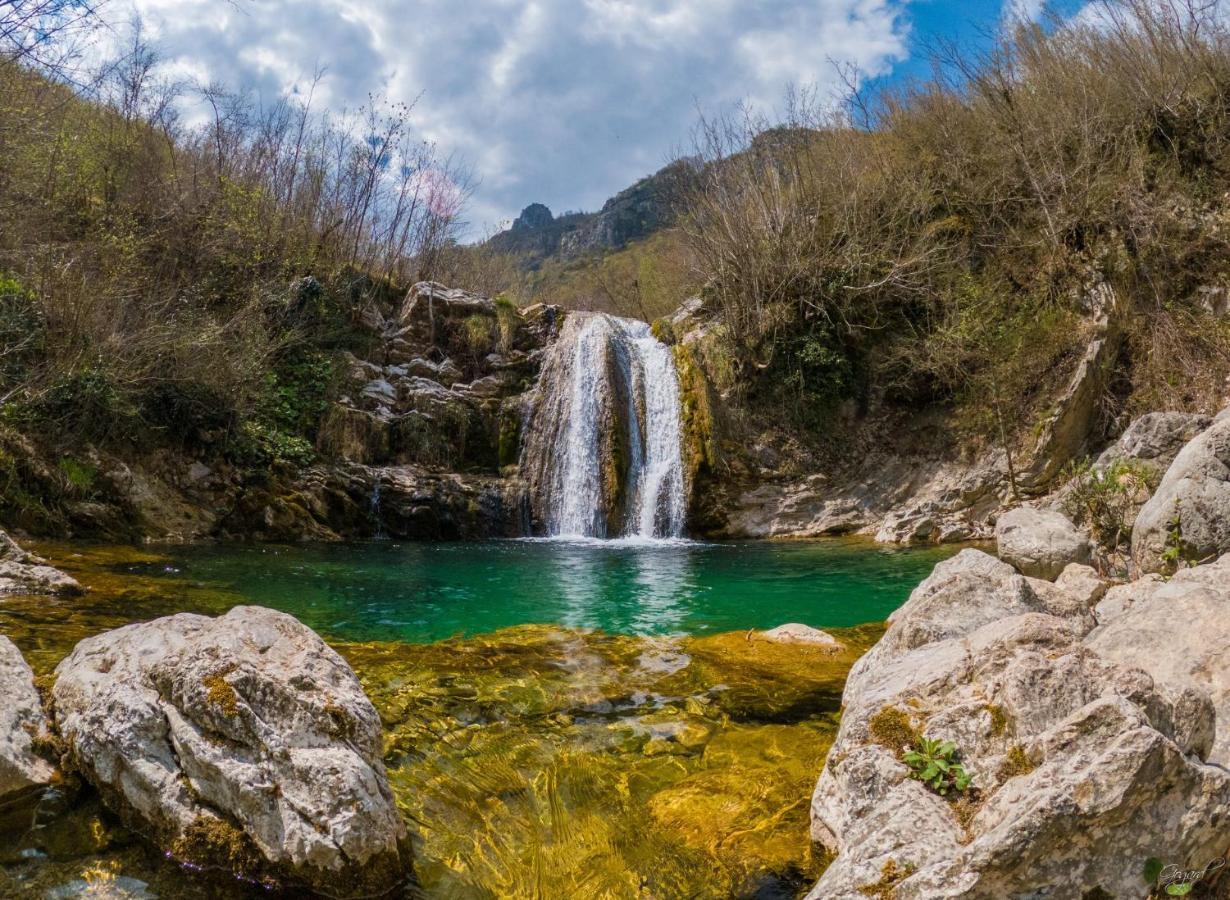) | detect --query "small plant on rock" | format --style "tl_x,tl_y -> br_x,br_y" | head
1160,511 -> 1200,576
904,737 -> 972,797
1062,458 -> 1155,554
